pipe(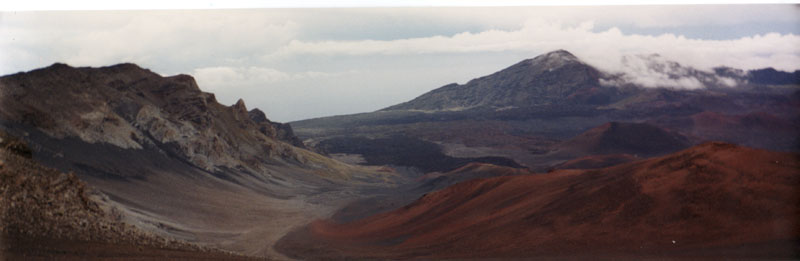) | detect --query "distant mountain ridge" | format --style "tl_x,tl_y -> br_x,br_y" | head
740,67 -> 800,85
383,50 -> 798,112
293,49 -> 799,172
384,50 -> 606,111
